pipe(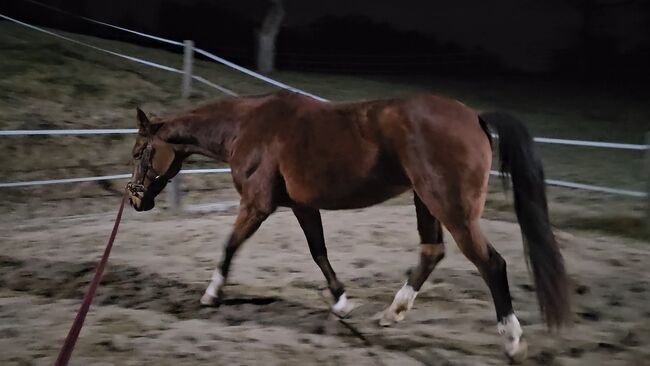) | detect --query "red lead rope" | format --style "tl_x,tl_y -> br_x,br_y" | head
54,192 -> 127,366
